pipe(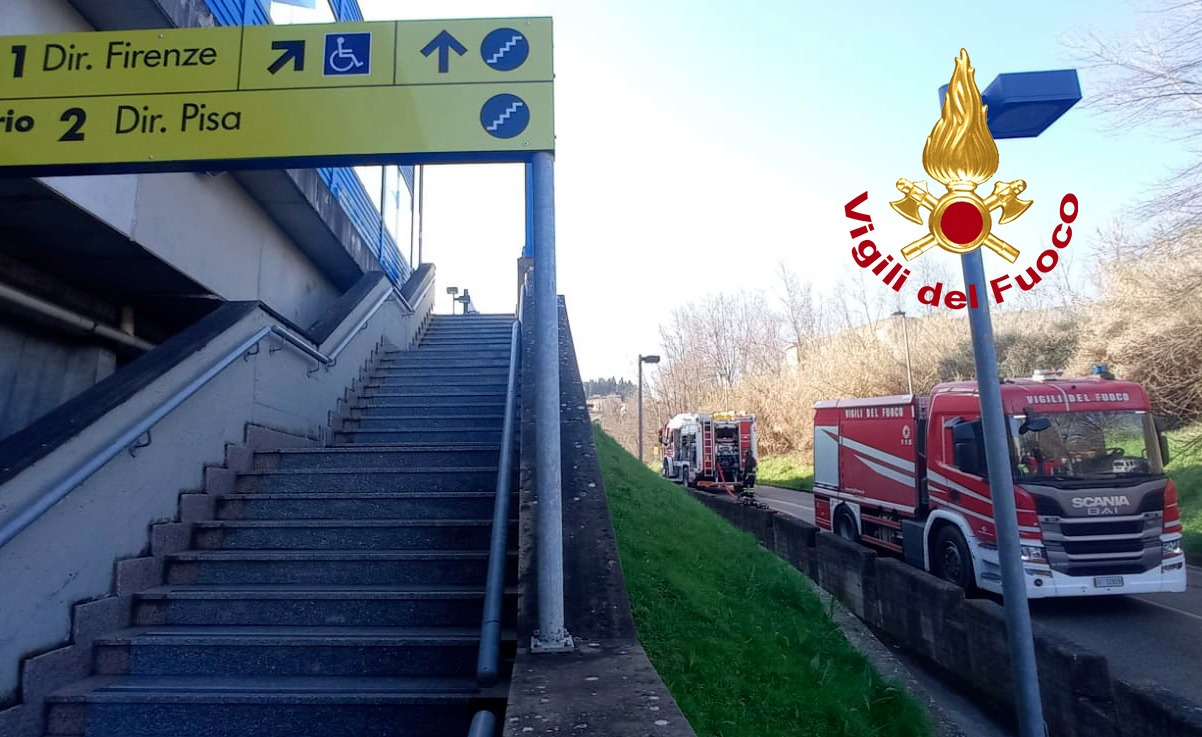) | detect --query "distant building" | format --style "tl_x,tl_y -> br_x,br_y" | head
586,394 -> 626,416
